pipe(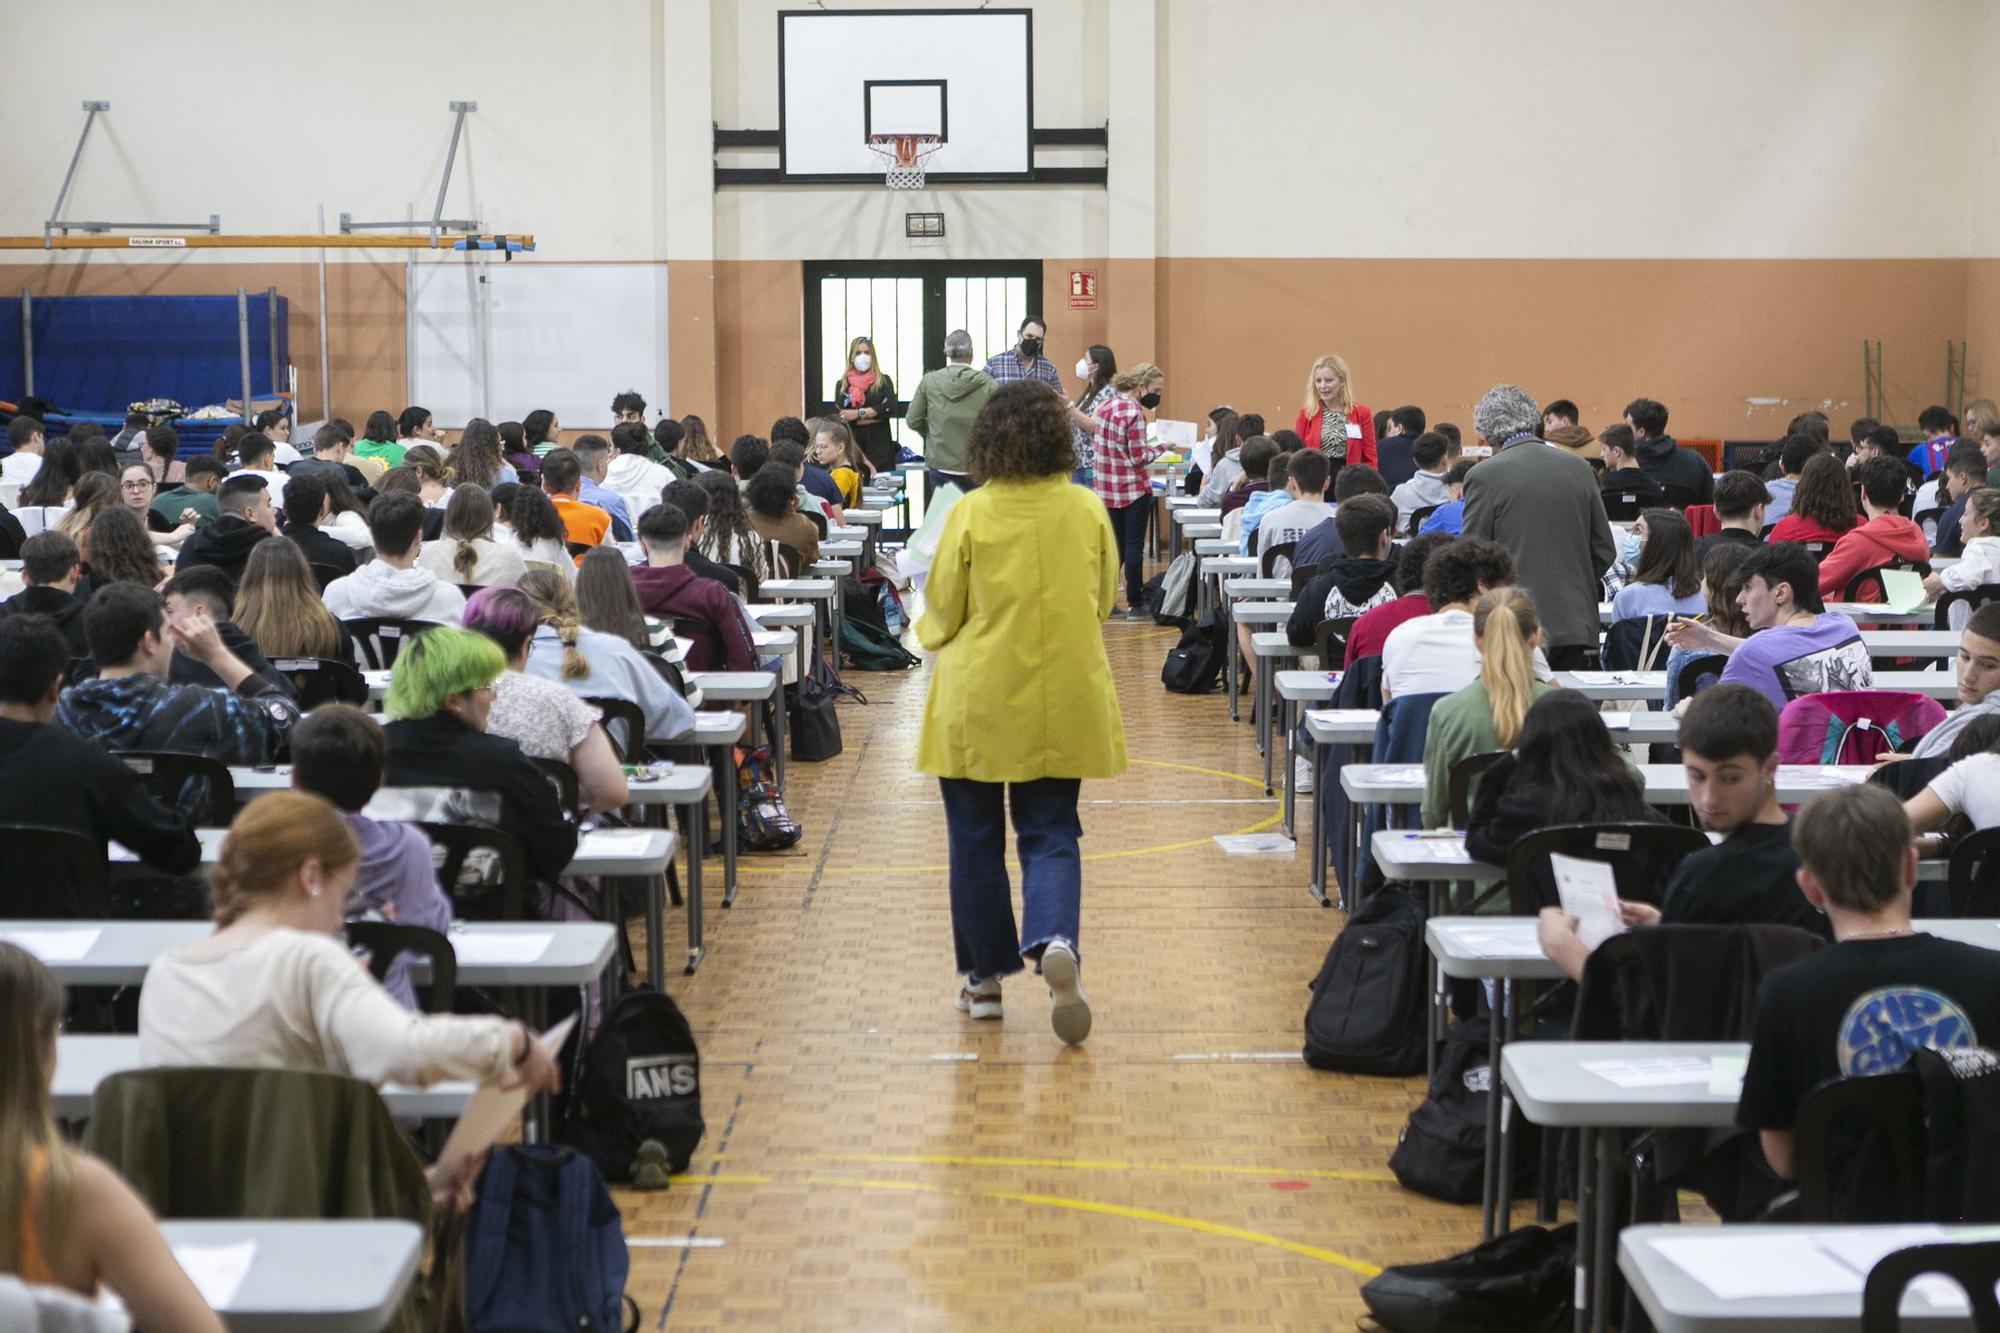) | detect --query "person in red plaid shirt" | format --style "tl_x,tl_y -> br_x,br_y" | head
1091,362 -> 1165,617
